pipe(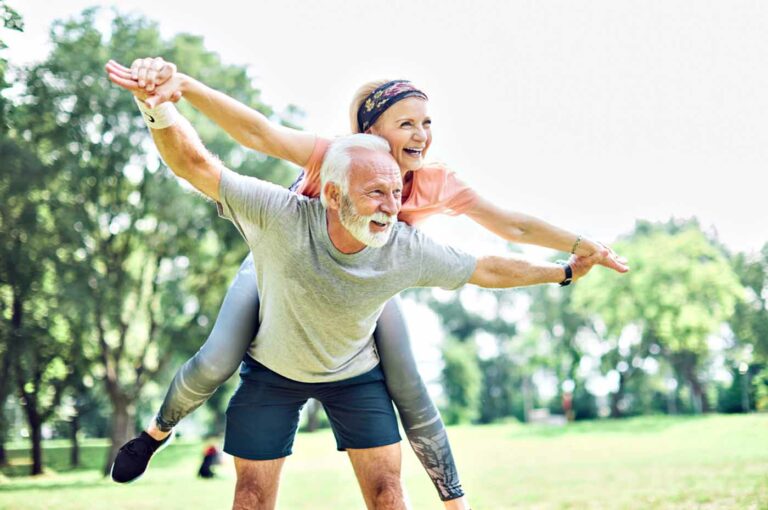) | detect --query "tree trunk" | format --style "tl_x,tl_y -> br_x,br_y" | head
70,413 -> 80,468
17,384 -> 45,475
103,399 -> 135,476
741,371 -> 751,413
24,403 -> 43,476
0,401 -> 9,467
521,376 -> 532,423
609,372 -> 627,418
666,383 -> 678,415
688,377 -> 708,413
674,351 -> 709,414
